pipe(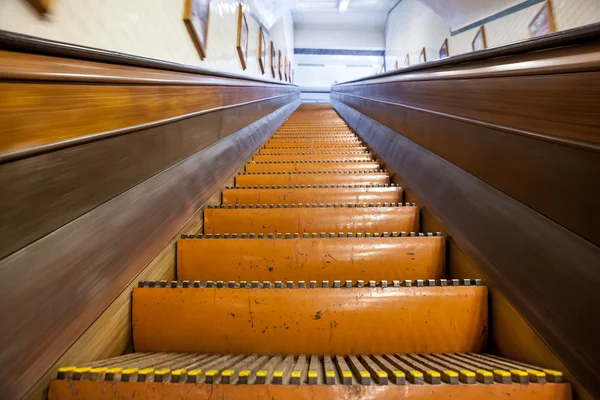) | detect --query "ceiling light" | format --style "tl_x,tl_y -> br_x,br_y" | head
338,0 -> 350,13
